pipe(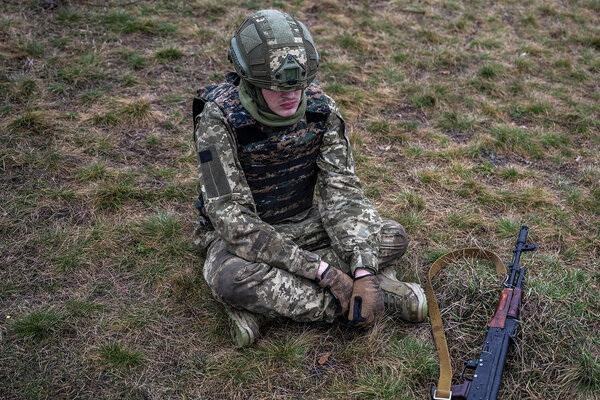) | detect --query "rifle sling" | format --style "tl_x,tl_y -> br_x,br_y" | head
425,248 -> 506,399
